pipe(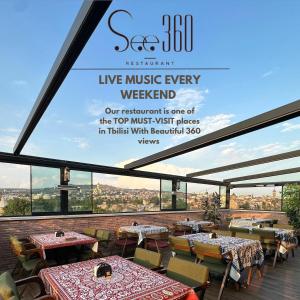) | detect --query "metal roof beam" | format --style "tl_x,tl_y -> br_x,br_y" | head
0,151 -> 226,186
224,167 -> 300,183
230,181 -> 300,188
13,0 -> 112,155
125,99 -> 300,169
187,149 -> 300,177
